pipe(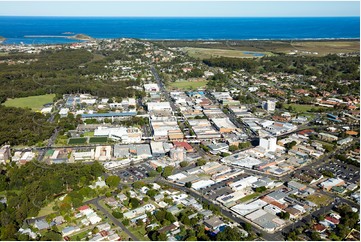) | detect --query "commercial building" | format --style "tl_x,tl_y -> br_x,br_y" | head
94,146 -> 112,161
262,99 -> 277,112
170,147 -> 186,162
150,141 -> 166,157
320,178 -> 345,191
259,136 -> 277,152
94,126 -> 142,143
188,119 -> 221,140
211,118 -> 237,133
